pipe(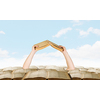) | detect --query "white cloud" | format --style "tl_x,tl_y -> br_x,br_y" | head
0,41 -> 100,68
0,48 -> 9,57
92,28 -> 100,35
72,20 -> 83,26
67,41 -> 100,67
80,31 -> 89,36
53,27 -> 72,38
0,57 -> 25,68
76,27 -> 100,36
0,51 -> 66,68
0,31 -> 5,34
68,41 -> 100,59
12,52 -> 17,55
